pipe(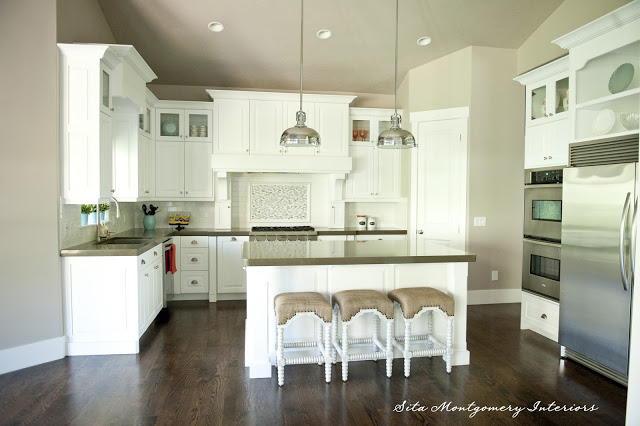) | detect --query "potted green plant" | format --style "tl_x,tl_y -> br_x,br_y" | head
88,204 -> 97,225
80,204 -> 92,226
141,204 -> 159,230
99,203 -> 110,222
